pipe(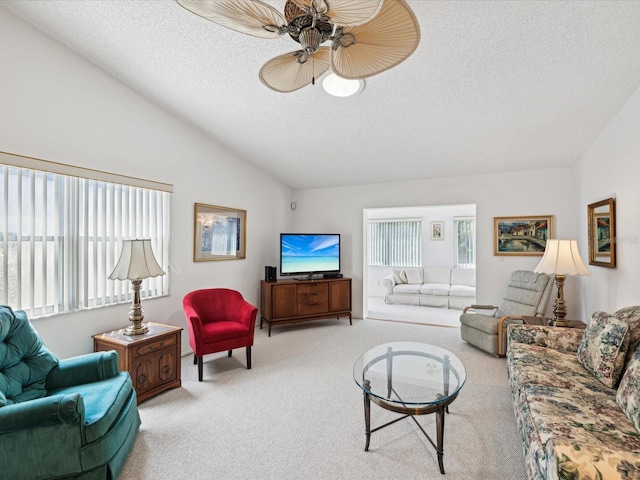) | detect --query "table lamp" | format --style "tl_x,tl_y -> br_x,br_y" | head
109,239 -> 165,335
533,239 -> 590,327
